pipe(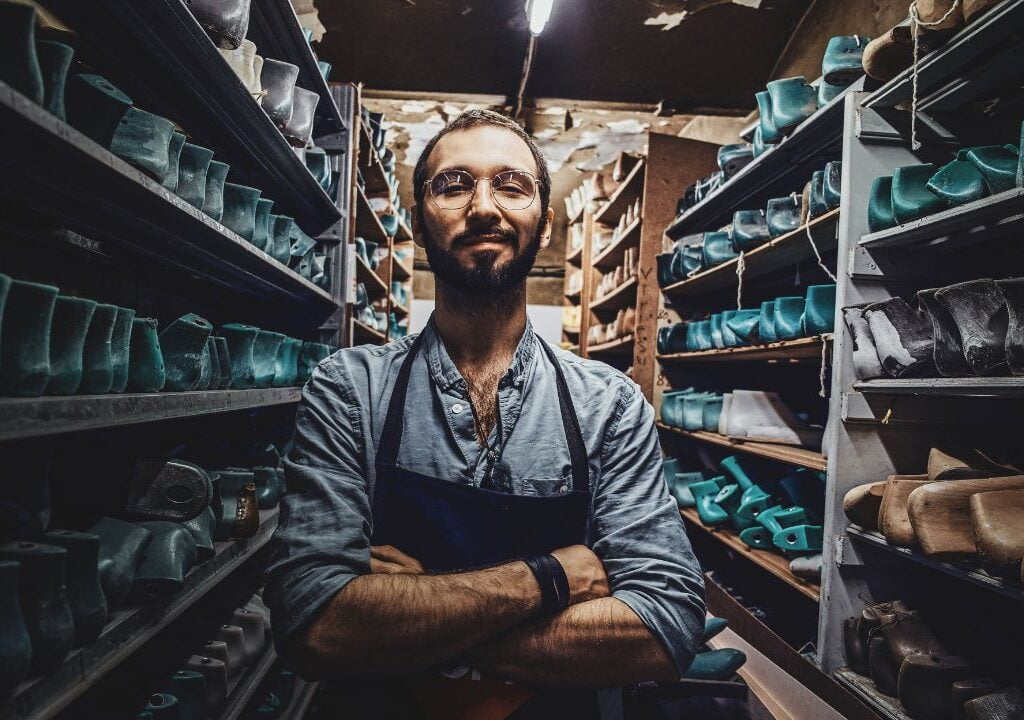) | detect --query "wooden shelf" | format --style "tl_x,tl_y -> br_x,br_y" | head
391,255 -> 413,280
355,254 -> 388,299
592,217 -> 642,269
657,424 -> 827,471
658,335 -> 831,363
390,296 -> 409,317
216,644 -> 278,720
663,209 -> 840,298
41,1 -> 340,234
568,204 -> 585,226
859,188 -> 1024,252
356,187 -> 390,246
563,326 -> 580,337
590,277 -> 638,312
2,509 -> 280,720
566,242 -> 585,266
587,334 -> 635,355
396,219 -> 414,242
357,125 -> 390,196
681,508 -> 820,601
564,289 -> 582,304
706,577 -> 882,720
0,82 -> 337,311
593,159 -> 645,224
853,377 -> 1024,399
846,527 -> 1024,602
353,319 -> 387,345
834,668 -> 911,720
0,388 -> 302,442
